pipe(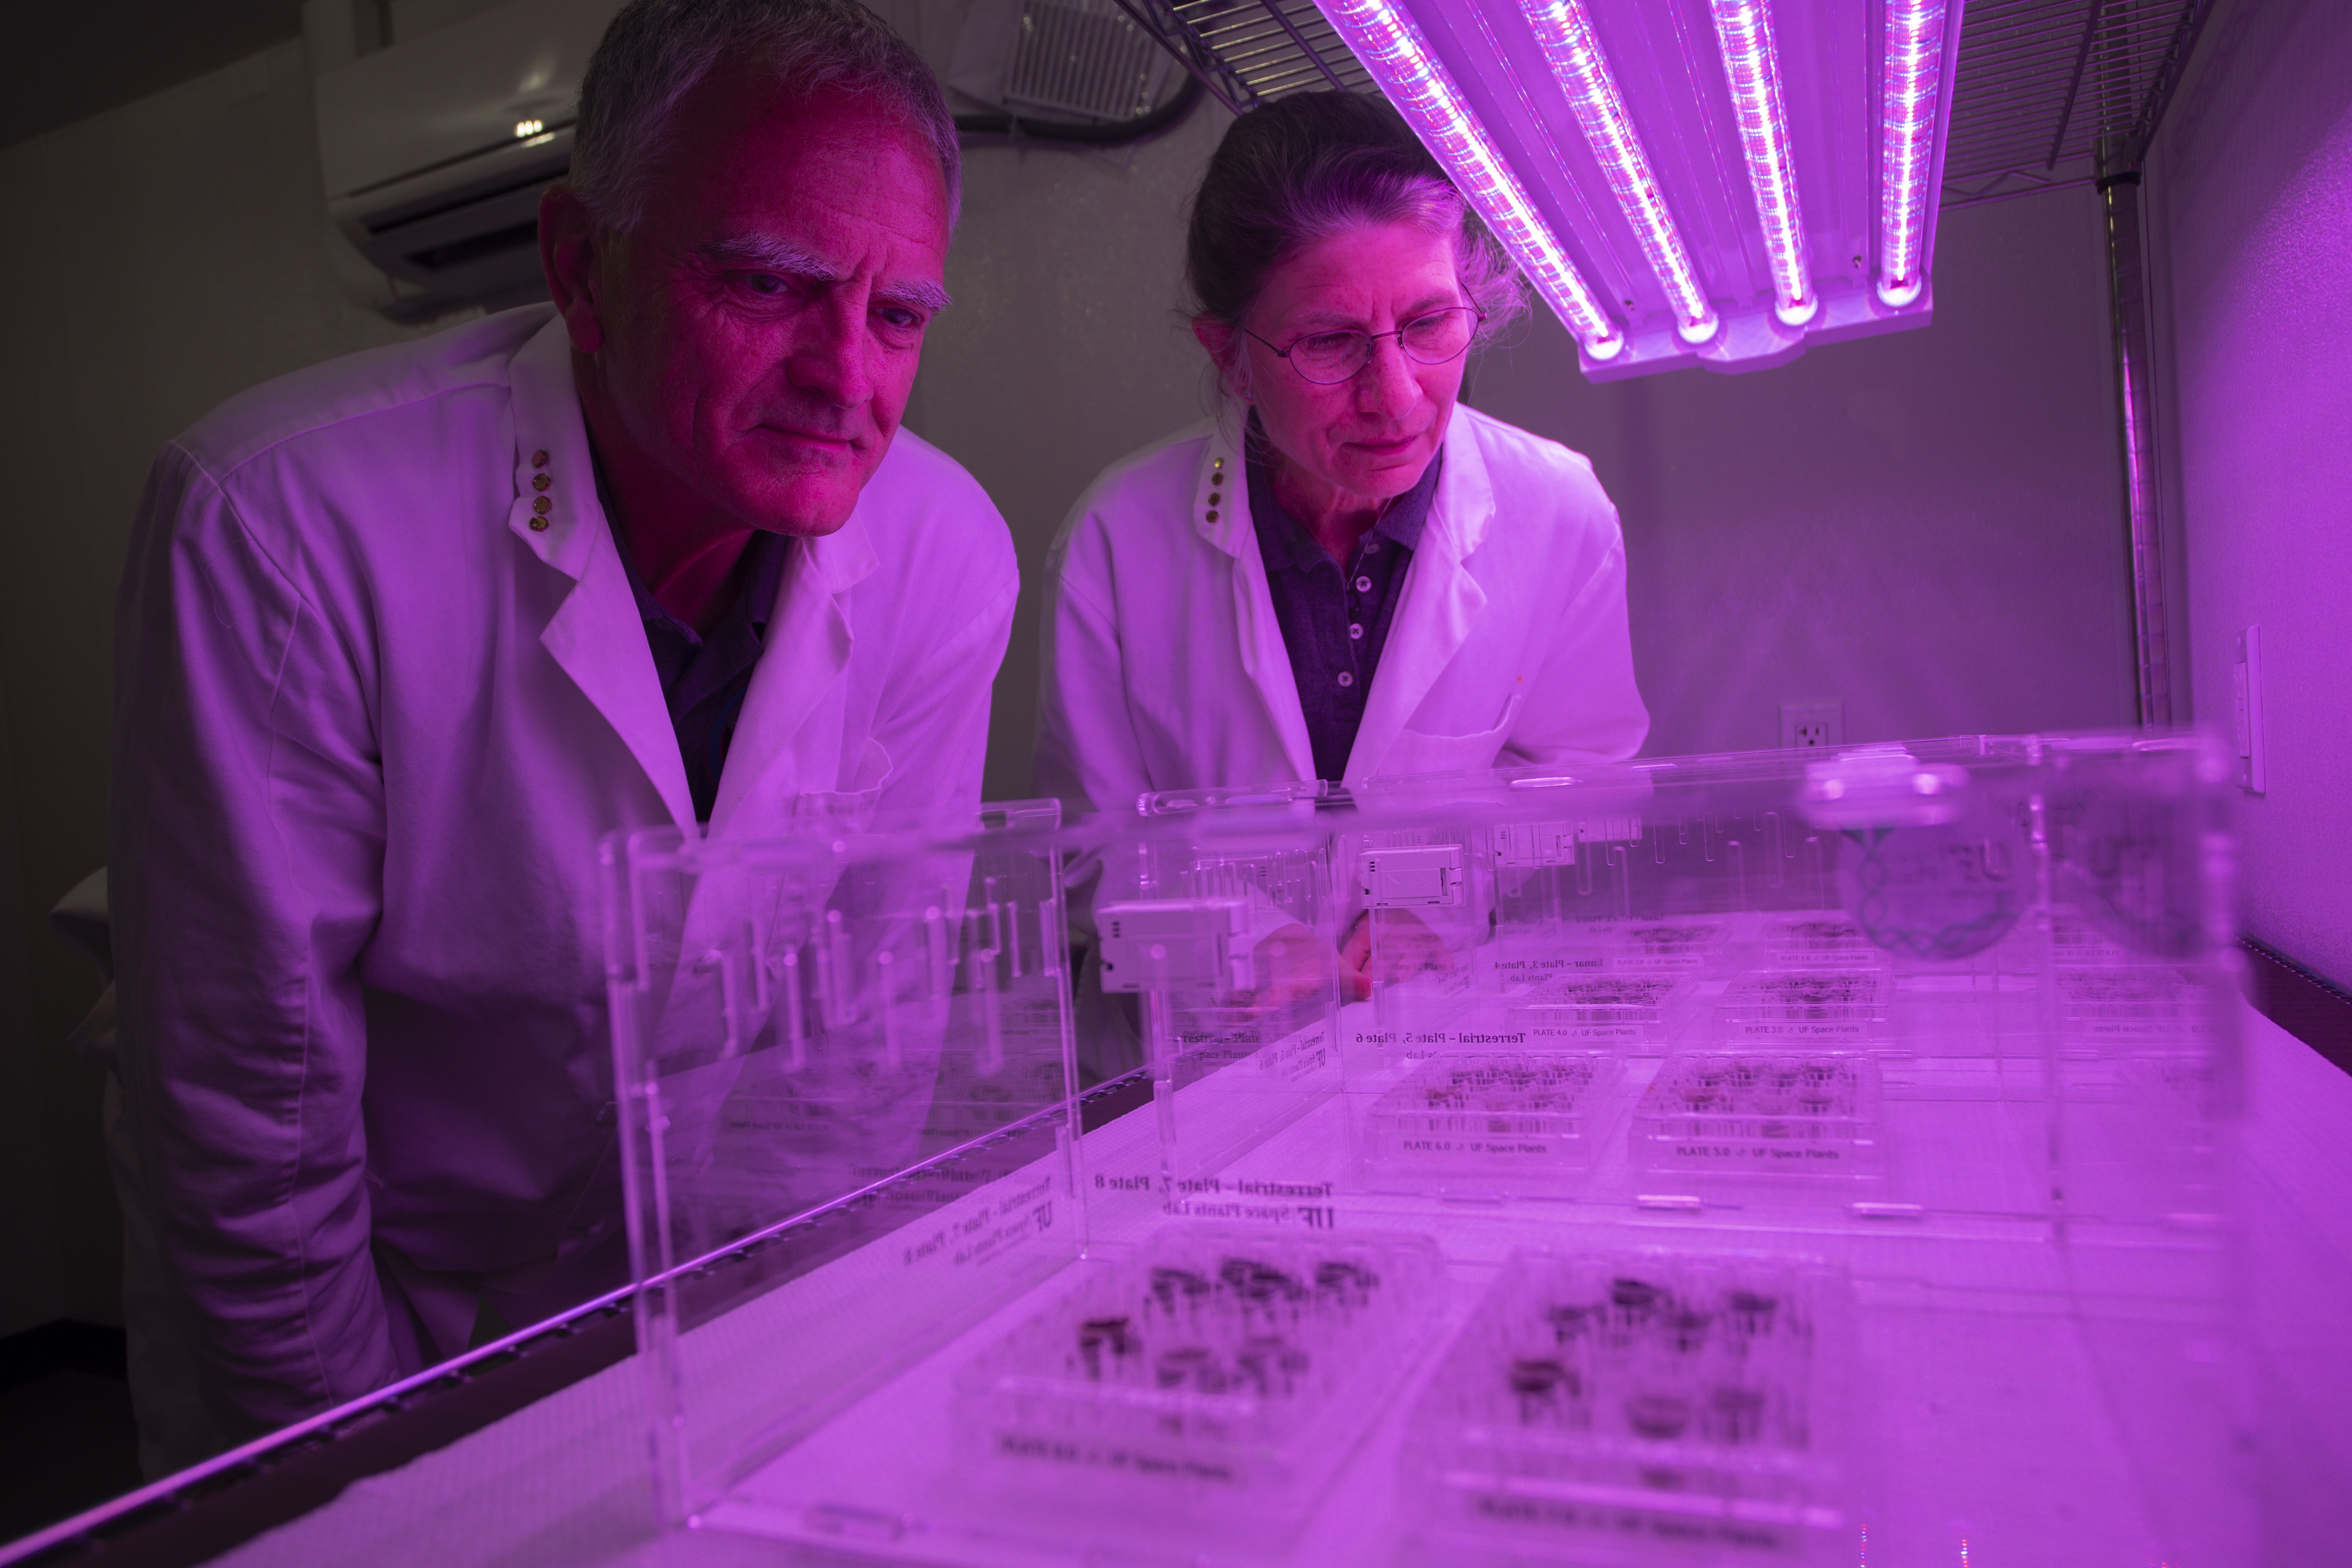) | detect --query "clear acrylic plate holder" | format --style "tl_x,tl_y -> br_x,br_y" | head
604,739 -> 2254,1565
606,802 -> 1084,1534
1095,803 -> 1347,1206
1132,739 -> 2252,1562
